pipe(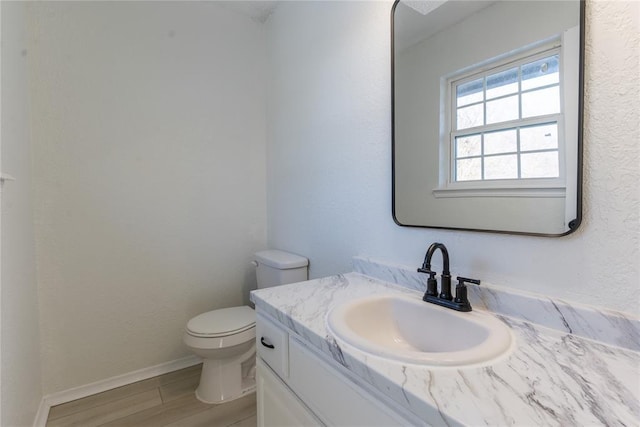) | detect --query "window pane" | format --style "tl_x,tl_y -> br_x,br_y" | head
522,55 -> 559,91
522,86 -> 560,118
484,154 -> 518,179
455,134 -> 481,158
521,151 -> 559,178
456,158 -> 481,181
450,48 -> 564,184
456,78 -> 483,107
457,104 -> 484,130
520,123 -> 558,151
486,95 -> 518,124
486,67 -> 518,100
484,129 -> 517,155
